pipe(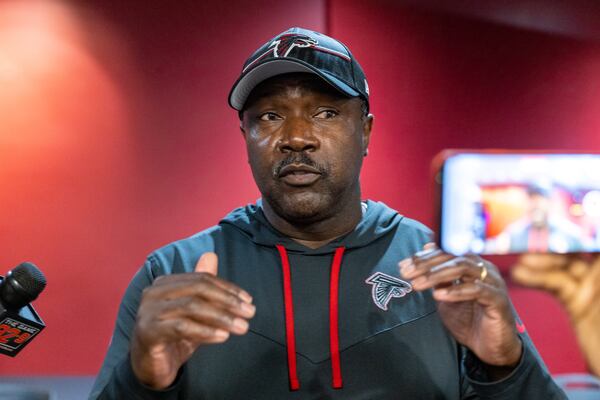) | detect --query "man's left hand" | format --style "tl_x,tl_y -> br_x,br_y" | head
400,243 -> 522,369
